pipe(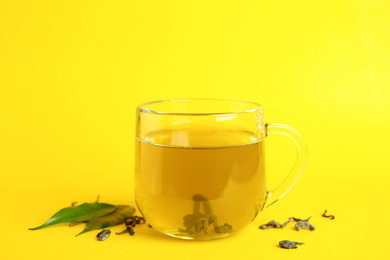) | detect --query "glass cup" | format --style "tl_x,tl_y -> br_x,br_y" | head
135,99 -> 307,240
